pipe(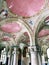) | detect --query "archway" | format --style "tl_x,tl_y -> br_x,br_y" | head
0,17 -> 36,65
35,12 -> 49,65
